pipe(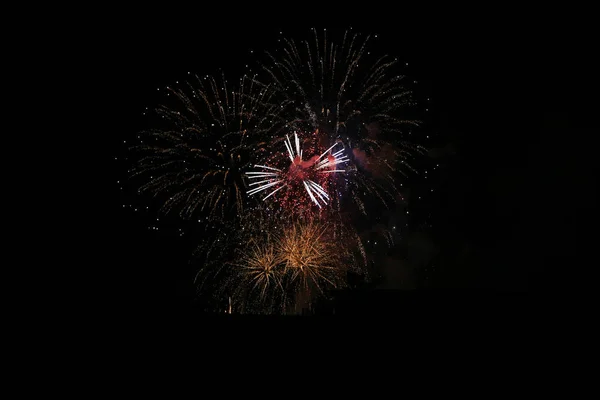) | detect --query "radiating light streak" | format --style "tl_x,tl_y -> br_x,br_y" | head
332,148 -> 345,157
316,142 -> 340,162
315,157 -> 349,170
247,173 -> 278,179
284,137 -> 295,161
254,165 -> 282,172
307,180 -> 329,199
248,180 -> 282,195
262,184 -> 287,201
302,180 -> 321,208
308,182 -> 328,204
249,179 -> 276,186
306,180 -> 329,204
